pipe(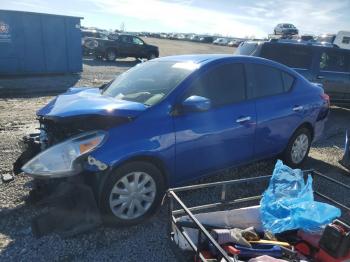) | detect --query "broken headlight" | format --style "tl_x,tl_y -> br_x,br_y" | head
22,131 -> 106,178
